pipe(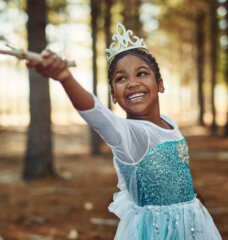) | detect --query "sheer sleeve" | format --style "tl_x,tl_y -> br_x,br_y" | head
77,95 -> 149,163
